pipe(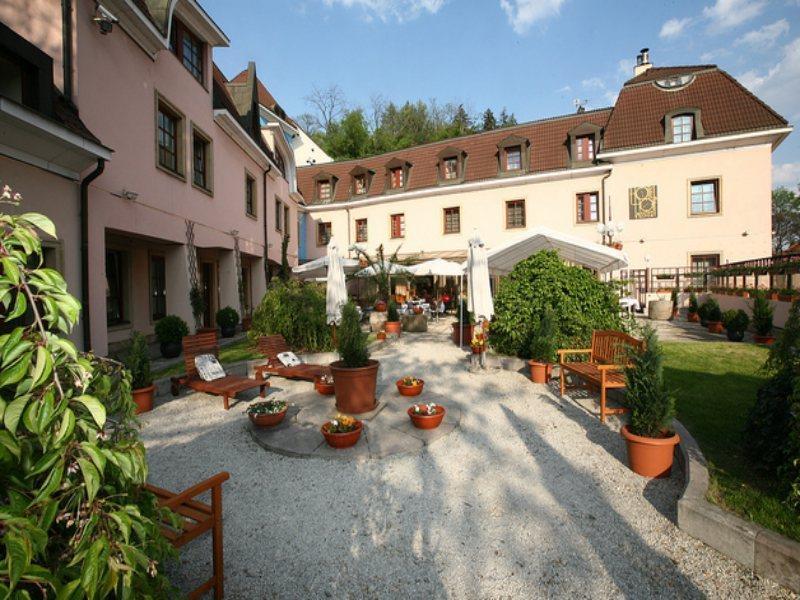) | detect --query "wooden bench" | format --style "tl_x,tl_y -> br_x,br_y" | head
558,330 -> 644,422
145,471 -> 230,599
253,334 -> 331,382
171,332 -> 268,410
